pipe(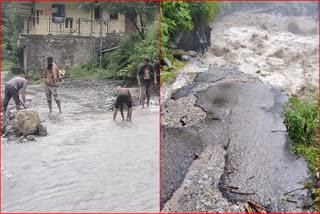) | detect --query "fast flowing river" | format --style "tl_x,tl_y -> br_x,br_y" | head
1,75 -> 159,212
